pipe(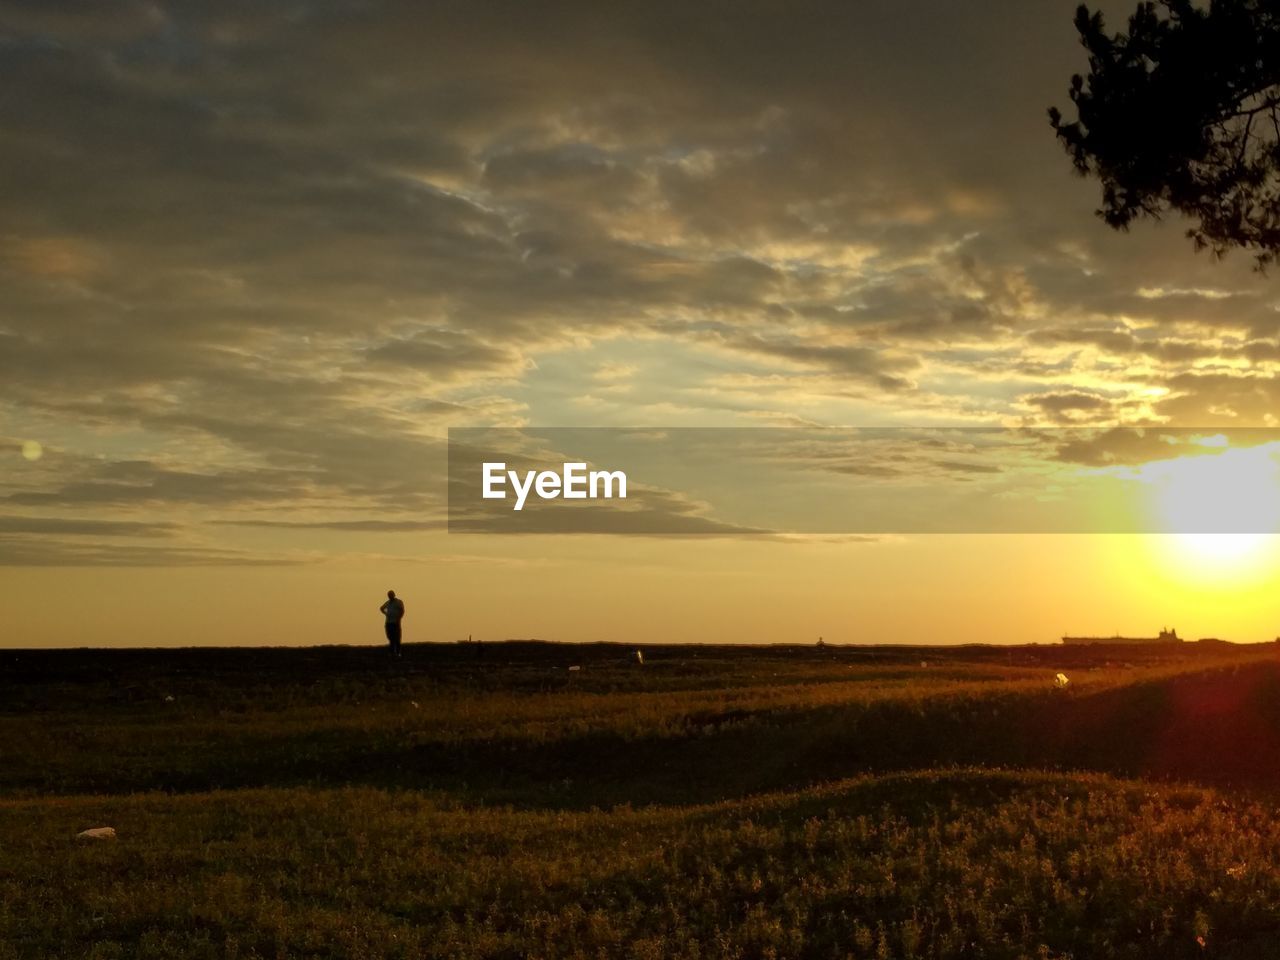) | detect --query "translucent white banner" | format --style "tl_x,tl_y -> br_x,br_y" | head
447,427 -> 1280,534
